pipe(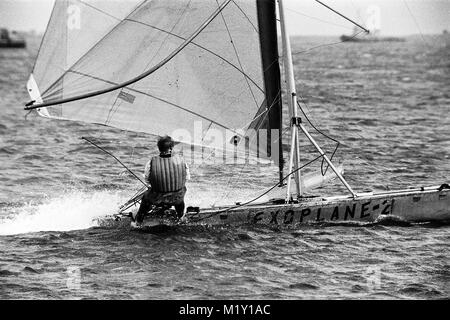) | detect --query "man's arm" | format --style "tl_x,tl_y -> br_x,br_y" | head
144,160 -> 151,183
185,163 -> 191,181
